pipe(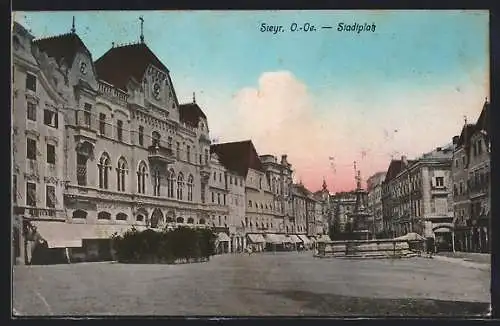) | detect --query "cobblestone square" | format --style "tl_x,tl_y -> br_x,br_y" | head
13,252 -> 490,317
